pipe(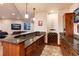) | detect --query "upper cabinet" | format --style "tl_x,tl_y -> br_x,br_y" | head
65,13 -> 75,37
